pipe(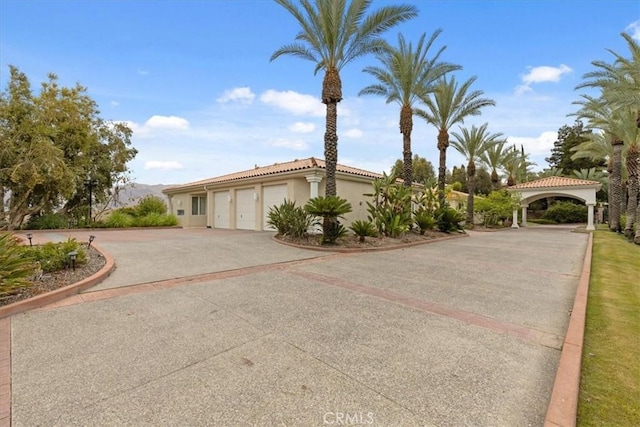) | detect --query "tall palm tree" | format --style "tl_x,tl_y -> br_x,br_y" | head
576,32 -> 640,239
271,0 -> 417,196
450,123 -> 503,226
573,94 -> 634,232
479,139 -> 510,191
415,76 -> 495,204
504,144 -> 536,186
359,30 -> 460,186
